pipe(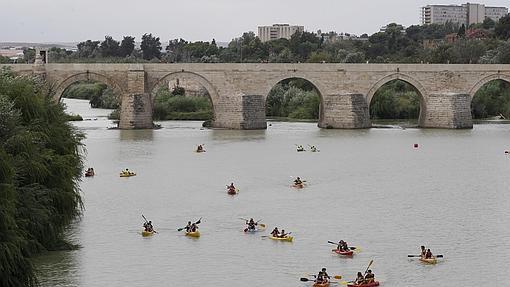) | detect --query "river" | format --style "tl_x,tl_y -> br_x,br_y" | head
33,98 -> 510,287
